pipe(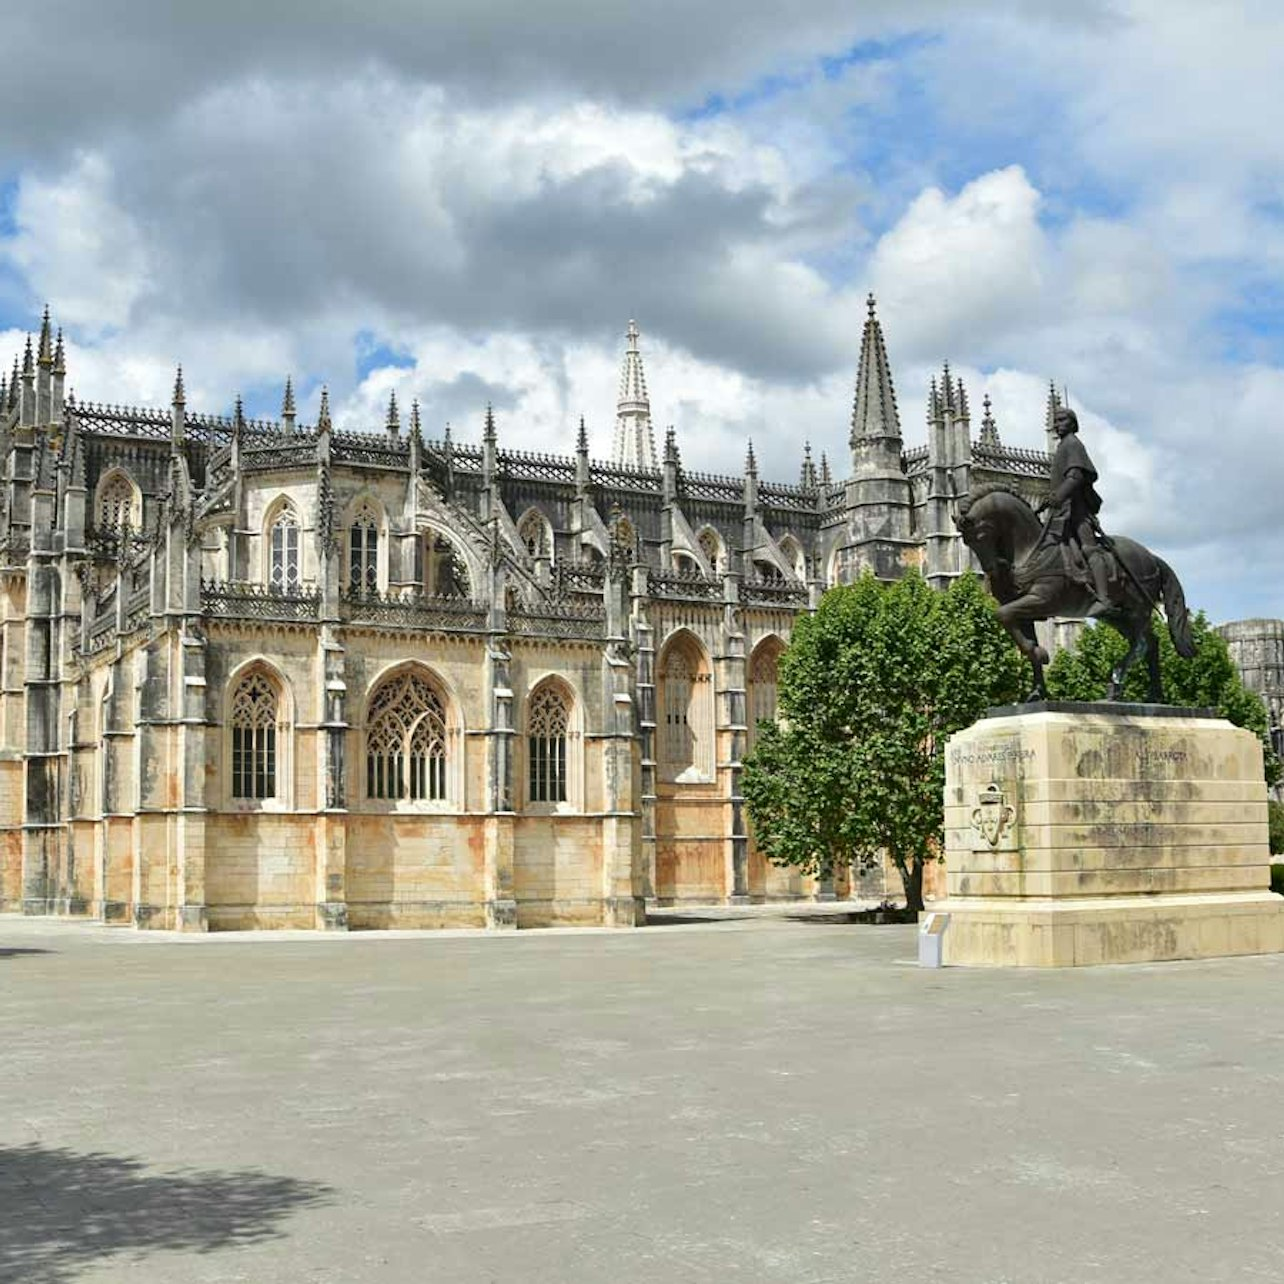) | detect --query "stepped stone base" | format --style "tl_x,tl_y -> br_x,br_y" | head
935,704 -> 1284,968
